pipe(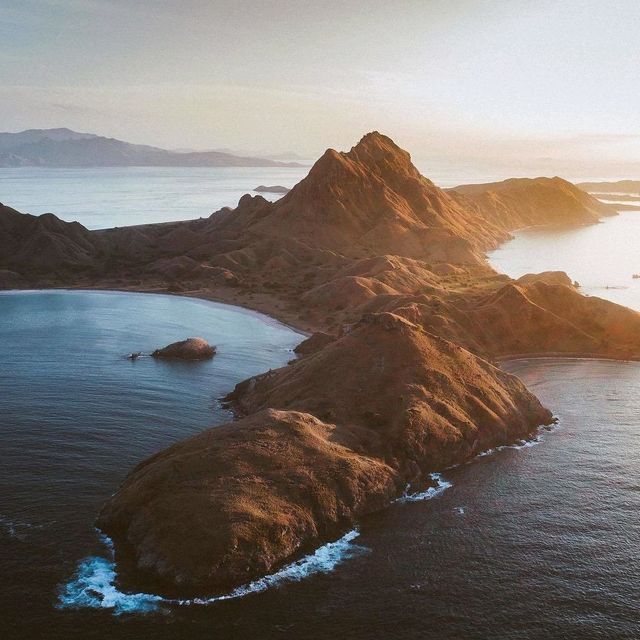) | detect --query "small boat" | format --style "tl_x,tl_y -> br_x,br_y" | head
127,352 -> 142,361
